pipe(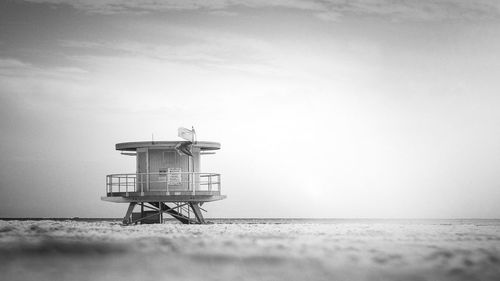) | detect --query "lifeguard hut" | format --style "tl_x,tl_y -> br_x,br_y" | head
101,128 -> 225,224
